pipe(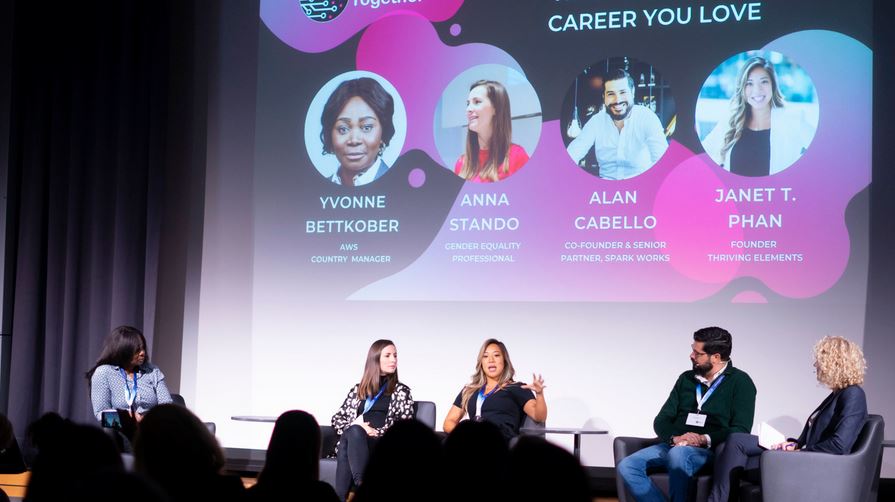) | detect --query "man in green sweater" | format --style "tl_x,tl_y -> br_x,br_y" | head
617,326 -> 757,502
